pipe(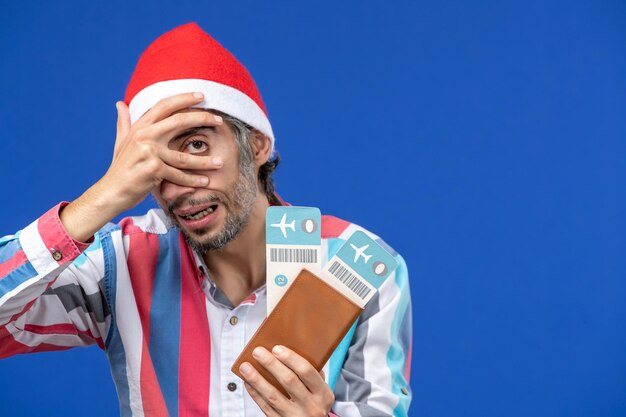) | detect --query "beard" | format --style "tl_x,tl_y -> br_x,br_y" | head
166,163 -> 258,253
